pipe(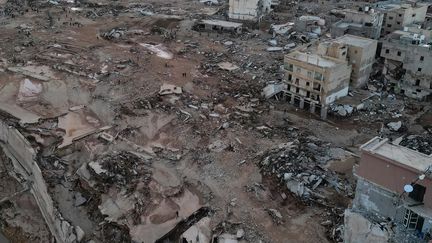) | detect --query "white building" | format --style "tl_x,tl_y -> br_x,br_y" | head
228,0 -> 273,21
